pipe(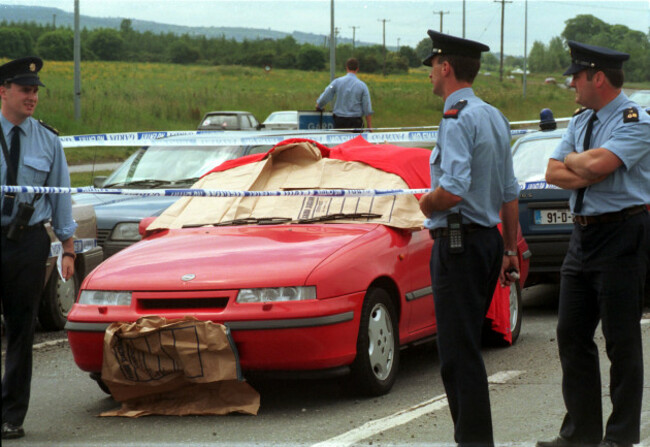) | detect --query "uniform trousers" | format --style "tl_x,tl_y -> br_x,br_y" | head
333,115 -> 364,132
557,211 -> 648,445
1,224 -> 50,426
430,226 -> 503,447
